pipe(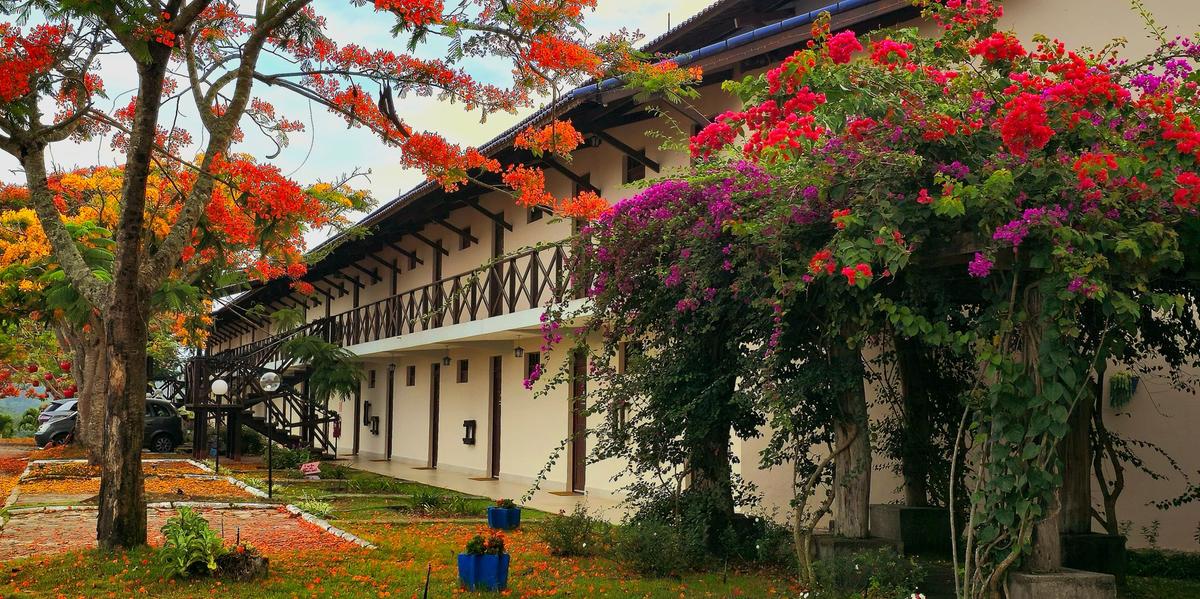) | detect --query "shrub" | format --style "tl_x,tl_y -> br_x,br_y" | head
445,494 -> 473,516
541,504 -> 608,557
811,548 -> 925,599
322,463 -> 350,480
239,427 -> 265,456
157,507 -> 227,578
1128,548 -> 1200,582
410,489 -> 446,514
613,519 -> 693,577
465,533 -> 506,555
296,492 -> 334,519
268,446 -> 313,470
